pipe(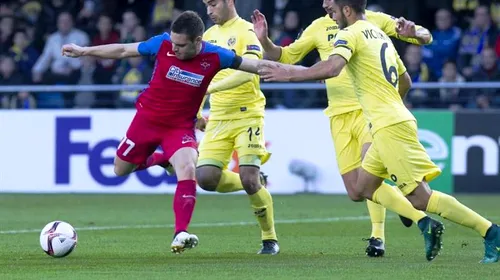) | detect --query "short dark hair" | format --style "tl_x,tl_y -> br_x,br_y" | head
336,0 -> 367,14
171,11 -> 205,41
